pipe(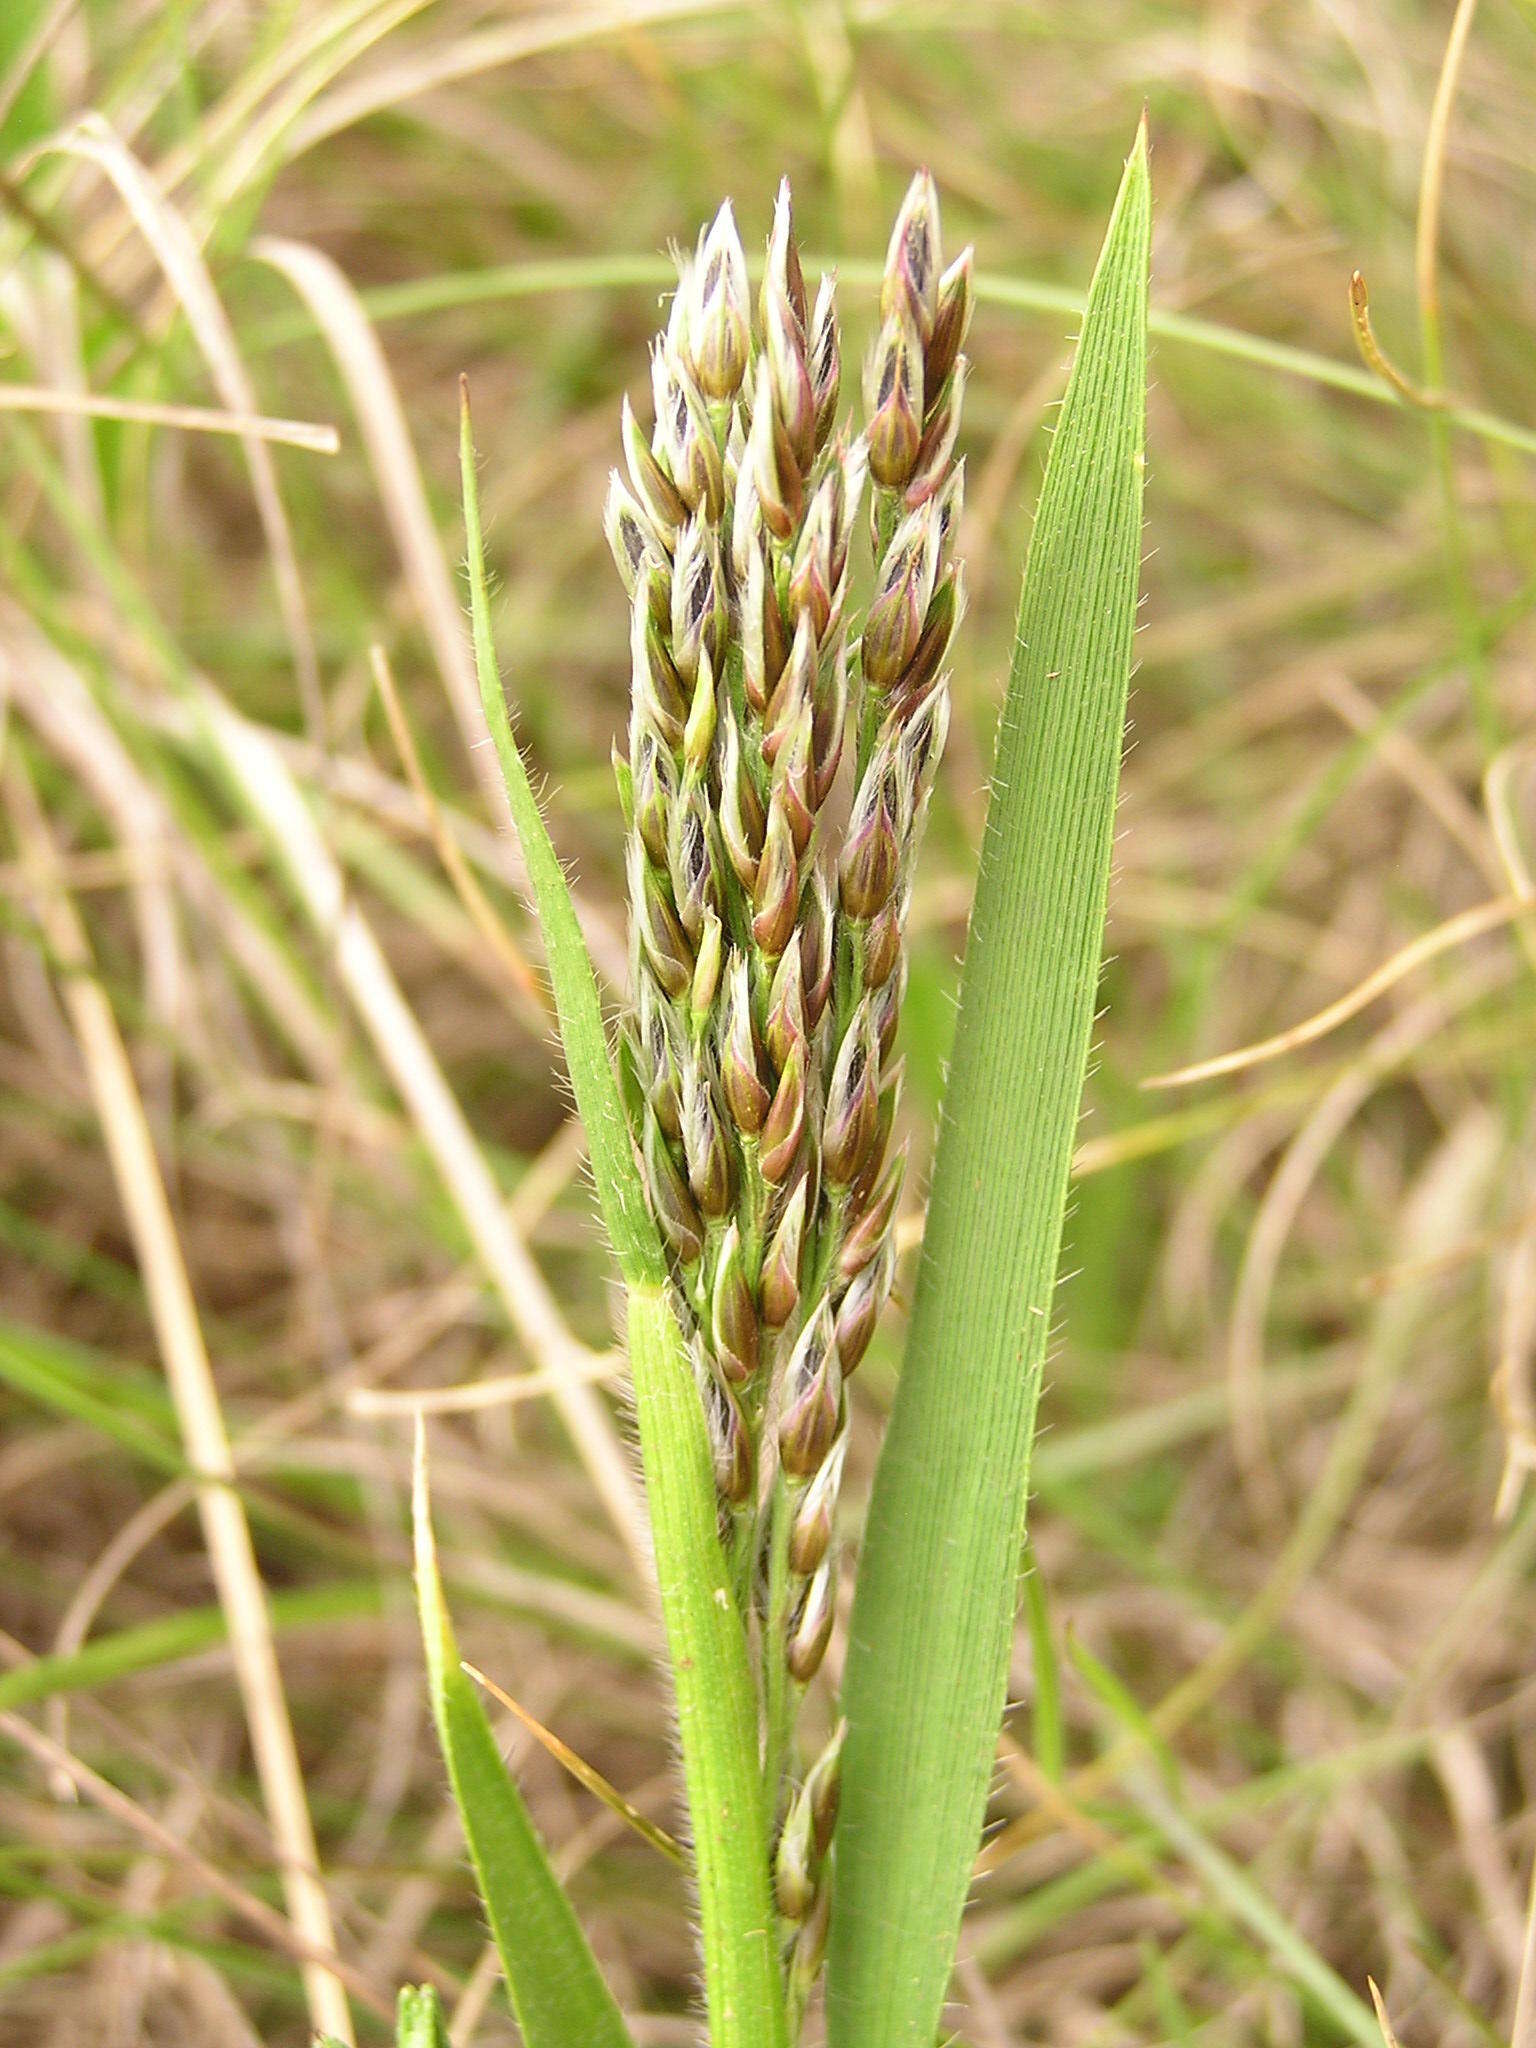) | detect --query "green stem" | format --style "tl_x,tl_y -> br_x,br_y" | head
628,1287 -> 789,2048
